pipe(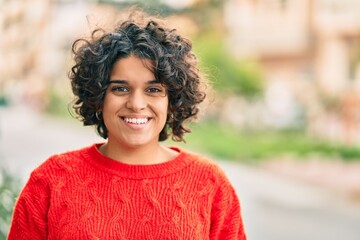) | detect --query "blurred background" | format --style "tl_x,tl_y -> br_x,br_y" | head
1,0 -> 360,239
